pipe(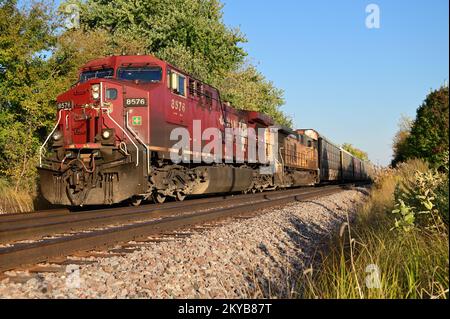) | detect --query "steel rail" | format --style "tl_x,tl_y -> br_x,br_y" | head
0,208 -> 70,222
0,186 -> 343,244
0,185 -> 337,222
0,186 -> 346,272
